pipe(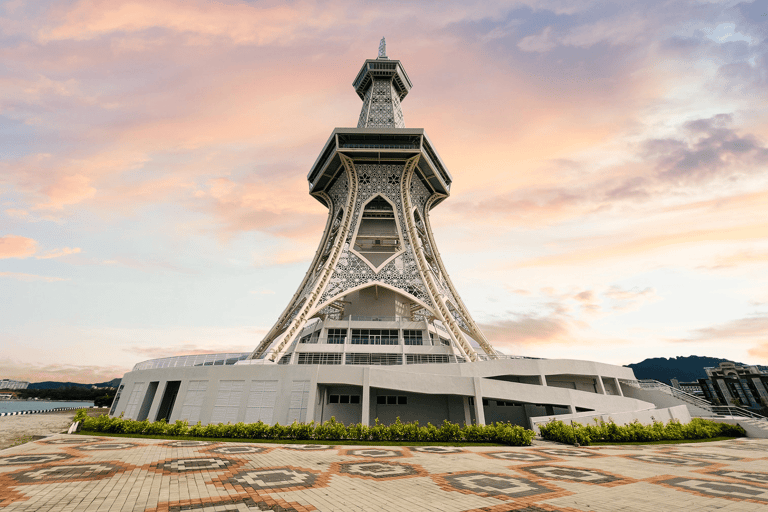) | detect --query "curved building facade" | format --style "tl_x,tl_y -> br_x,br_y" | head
112,41 -> 677,428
